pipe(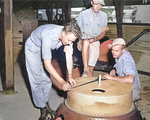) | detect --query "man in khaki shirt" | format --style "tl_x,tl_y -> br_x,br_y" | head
77,0 -> 109,77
